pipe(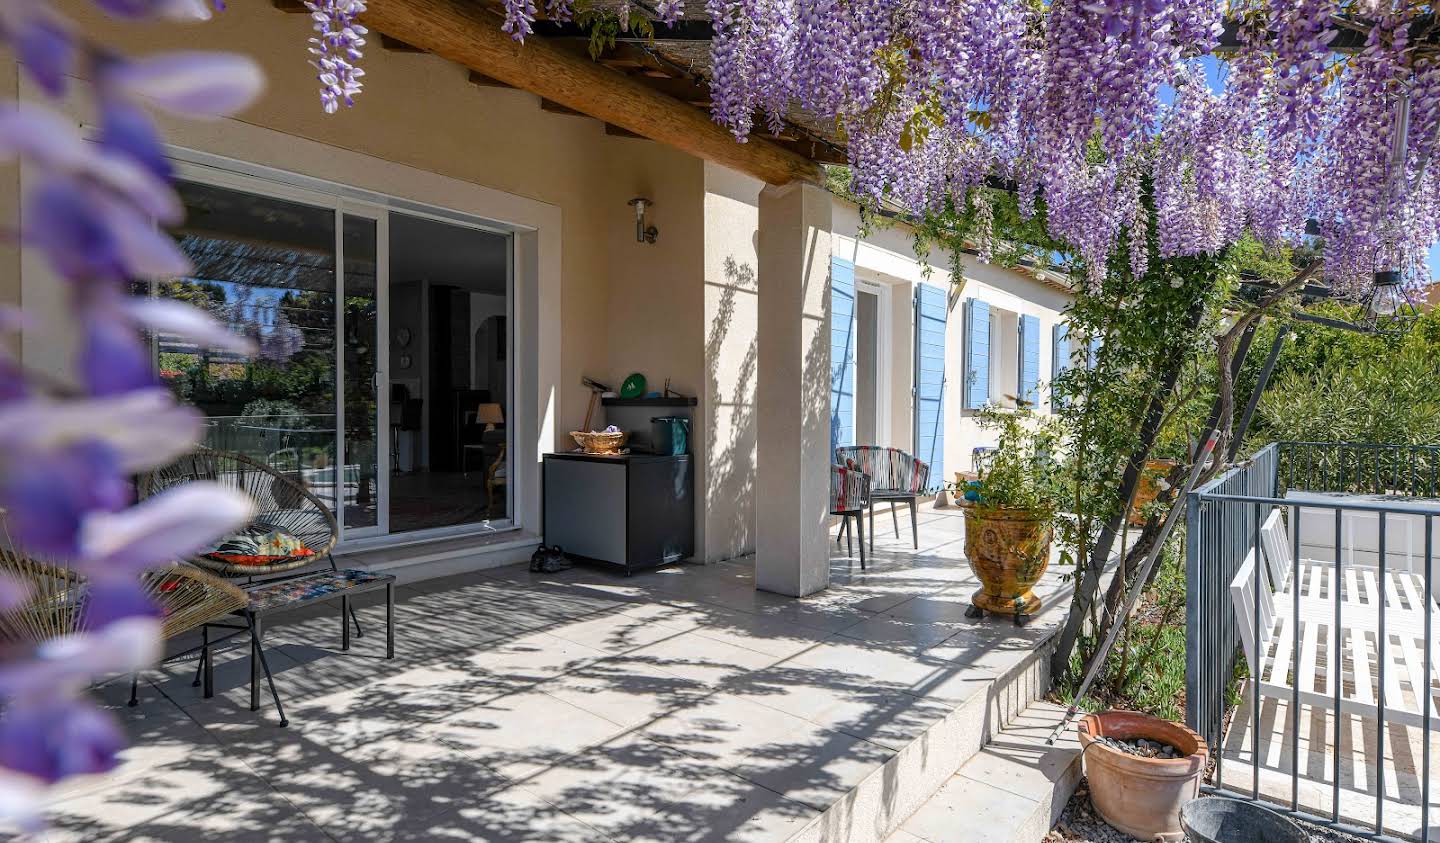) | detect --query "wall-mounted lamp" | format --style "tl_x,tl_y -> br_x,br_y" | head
628,197 -> 658,244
